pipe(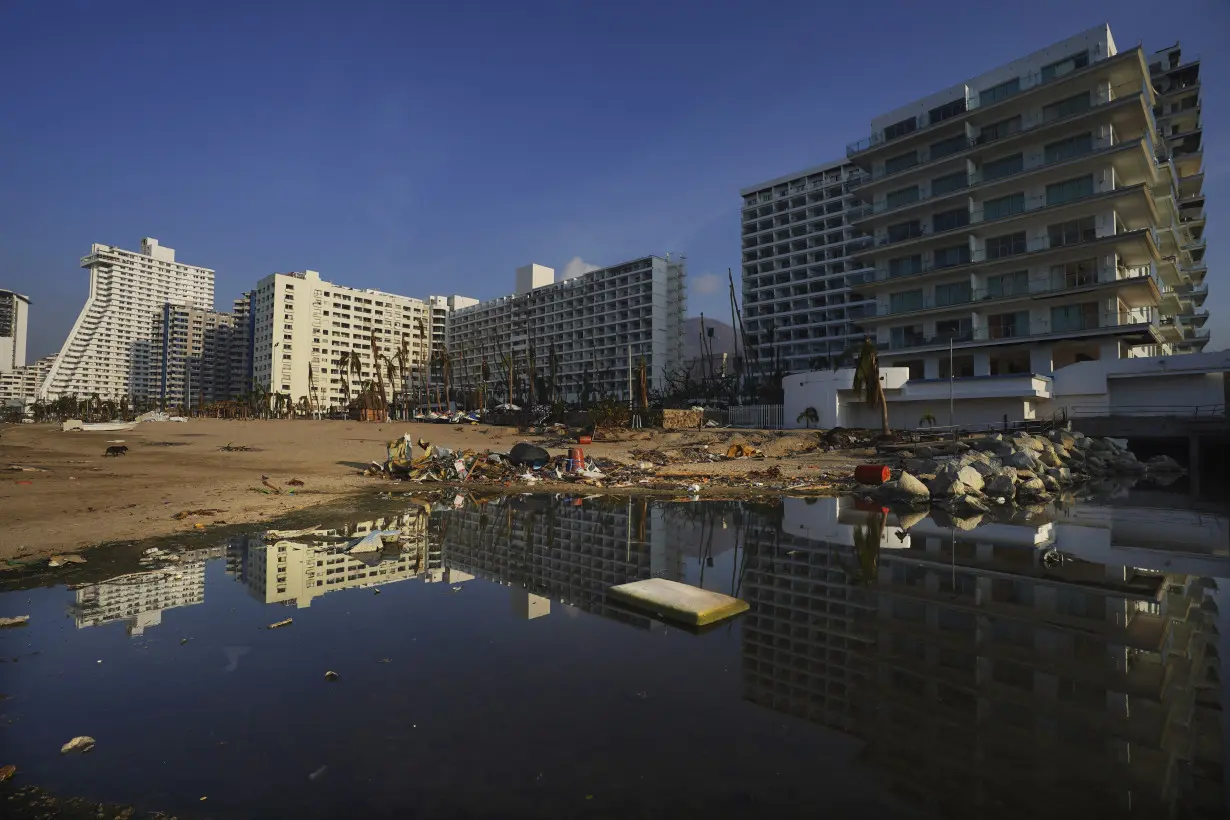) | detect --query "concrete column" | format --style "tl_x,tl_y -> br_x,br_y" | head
1029,344 -> 1053,375
1189,434 -> 1202,497
973,350 -> 991,376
